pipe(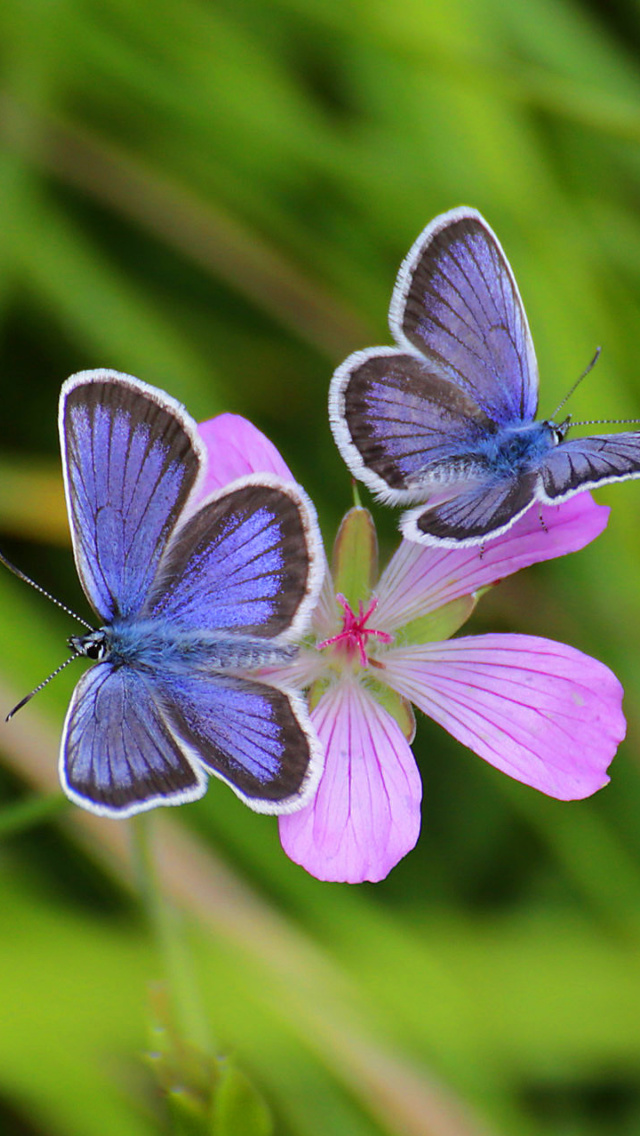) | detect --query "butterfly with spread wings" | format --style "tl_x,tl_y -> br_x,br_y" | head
54,370 -> 324,818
